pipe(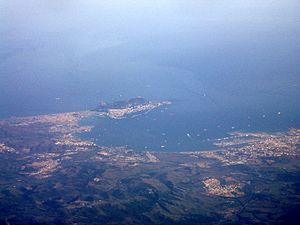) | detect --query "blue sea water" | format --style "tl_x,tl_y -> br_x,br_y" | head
1,0 -> 300,151
78,100 -> 299,152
